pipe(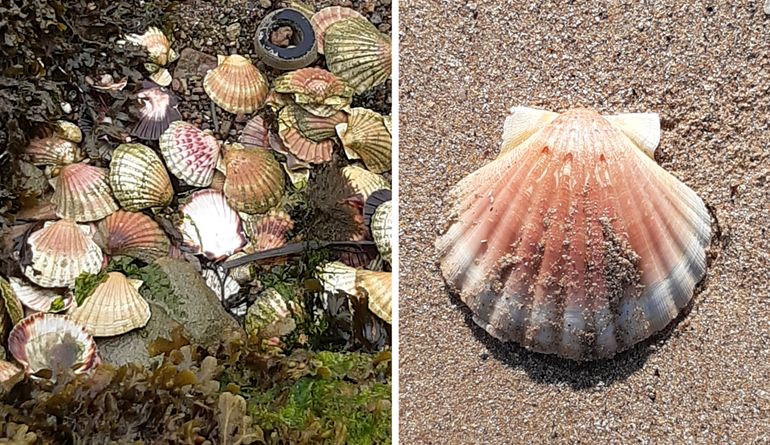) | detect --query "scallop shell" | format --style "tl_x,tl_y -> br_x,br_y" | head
110,143 -> 174,211
9,277 -> 73,313
94,210 -> 170,262
240,115 -> 272,149
273,68 -> 354,117
293,106 -> 348,143
159,121 -> 221,187
363,189 -> 392,227
317,261 -> 358,296
55,120 -> 83,143
325,17 -> 391,95
371,200 -> 392,264
265,90 -> 292,113
69,272 -> 151,337
0,360 -> 23,385
125,26 -> 175,66
0,276 -> 24,337
211,170 -> 227,191
222,144 -> 285,214
7,312 -> 98,375
341,164 -> 391,202
244,288 -> 297,338
202,268 -> 244,315
179,189 -> 246,260
24,219 -> 103,288
356,270 -> 392,324
242,209 -> 294,254
50,163 -> 118,222
310,6 -> 366,55
278,104 -> 335,163
336,108 -> 392,173
132,87 -> 182,140
150,68 -> 173,87
24,136 -> 83,166
203,54 -> 269,114
436,107 -> 711,360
